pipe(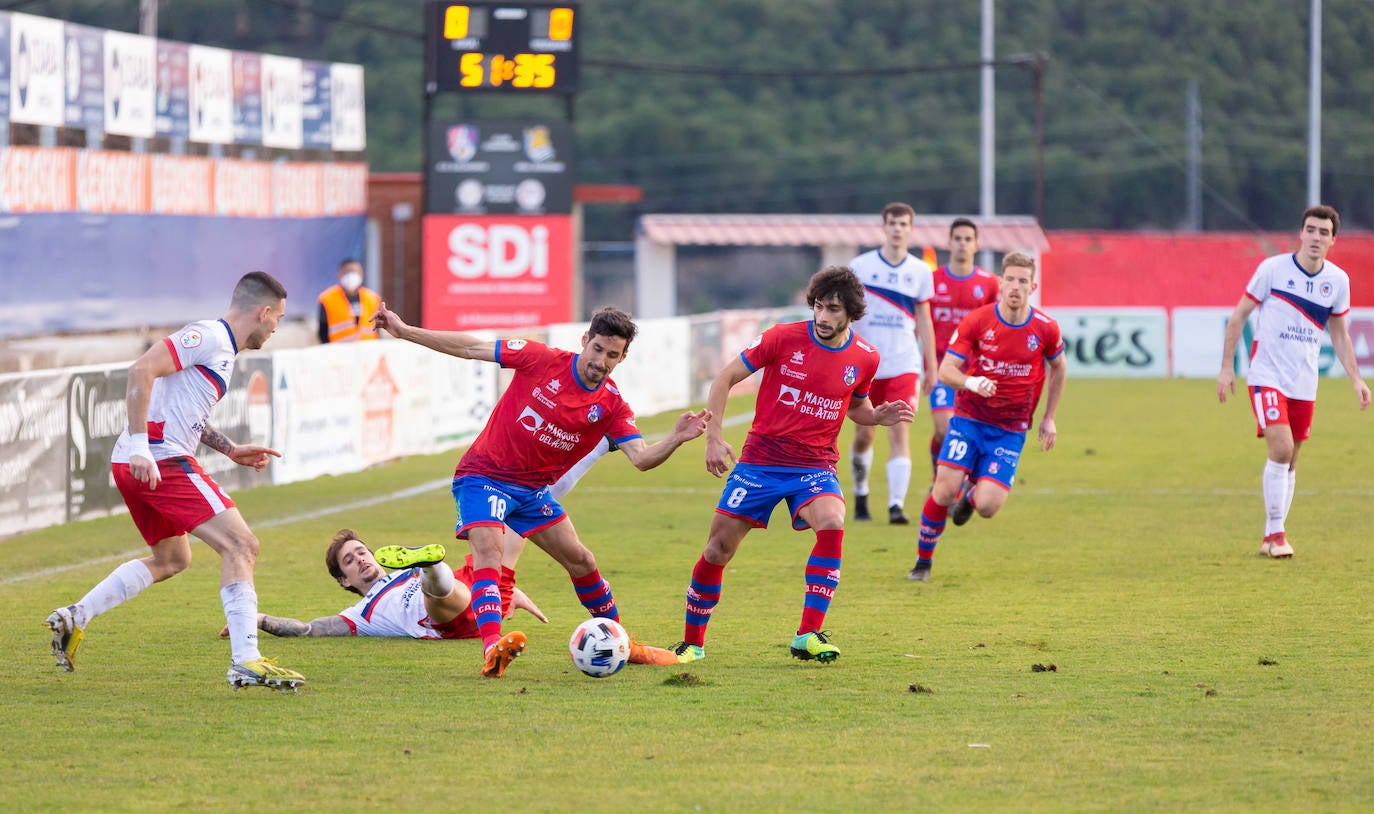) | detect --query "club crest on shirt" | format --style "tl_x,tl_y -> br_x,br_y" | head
973,285 -> 986,299
586,404 -> 602,423
1320,281 -> 1333,298
1026,335 -> 1040,351
842,365 -> 858,386
179,329 -> 203,349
